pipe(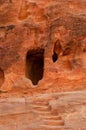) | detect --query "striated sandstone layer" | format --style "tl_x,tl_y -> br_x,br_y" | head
0,0 -> 86,93
0,91 -> 86,130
